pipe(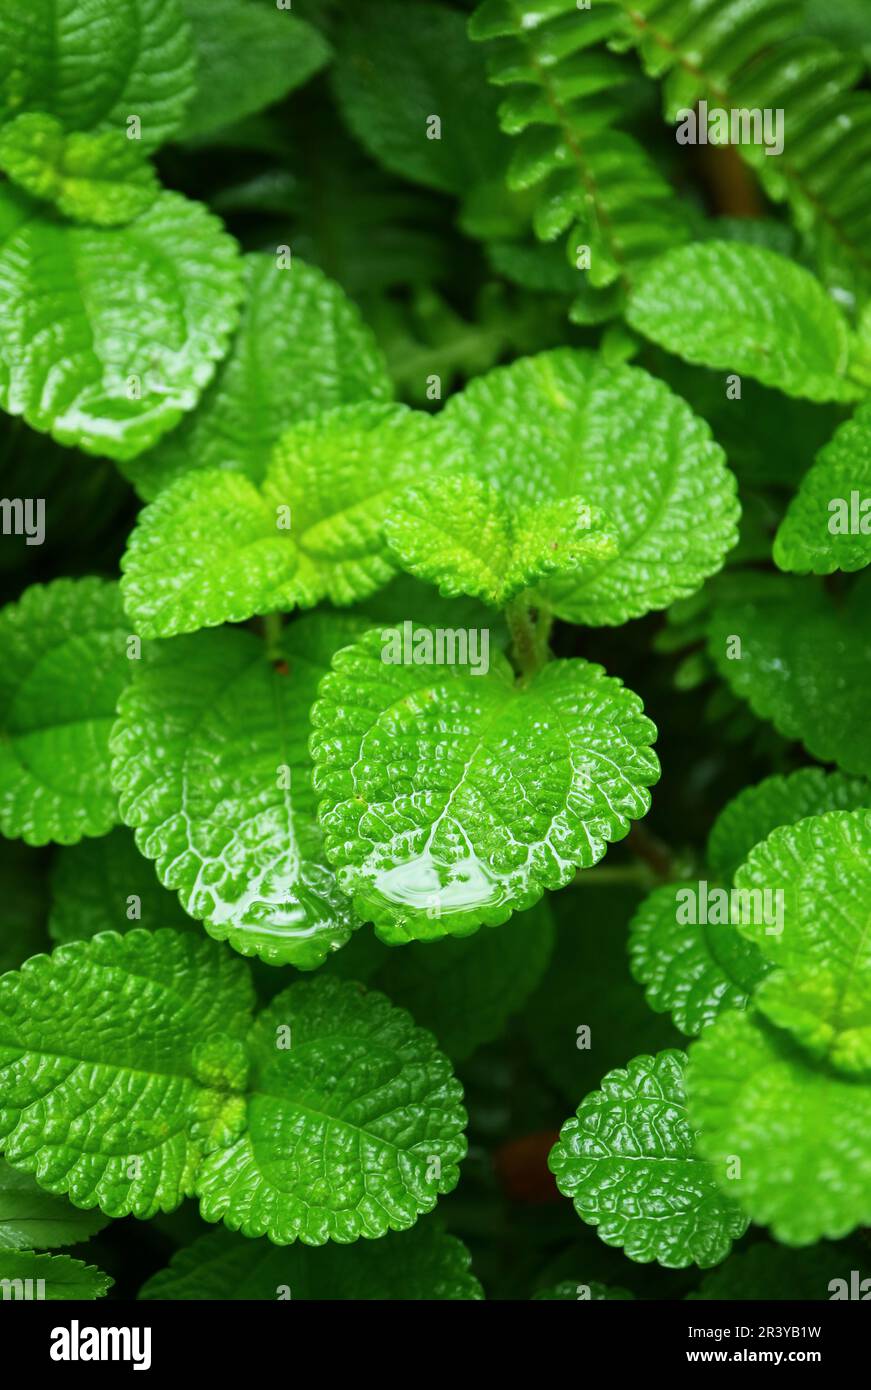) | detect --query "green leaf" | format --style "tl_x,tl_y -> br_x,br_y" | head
49,826 -> 194,944
121,402 -> 435,637
111,614 -> 367,969
523,883 -> 681,1103
332,0 -> 506,196
775,403 -> 871,574
384,476 -> 619,608
689,1239 -> 871,1301
629,882 -> 769,1038
0,929 -> 255,1219
122,256 -> 392,501
140,1220 -> 482,1299
0,1249 -> 112,1299
533,1280 -> 633,1301
0,0 -> 195,153
0,579 -> 132,846
687,1009 -> 871,1245
437,350 -> 739,625
311,630 -> 659,943
0,113 -> 159,226
627,242 -> 864,403
707,768 -> 871,882
330,898 -> 555,1061
549,1050 -> 748,1268
707,572 -> 871,777
179,0 -> 330,140
729,810 -> 871,1074
0,1158 -> 109,1250
0,186 -> 242,461
195,976 -> 467,1245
